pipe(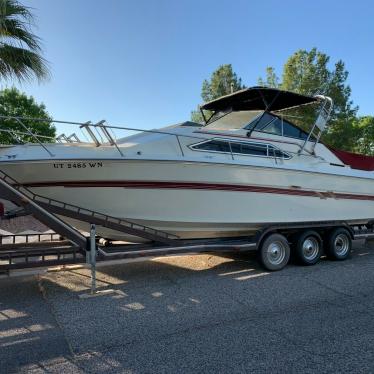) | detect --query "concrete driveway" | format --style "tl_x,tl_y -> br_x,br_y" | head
1,240 -> 374,373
